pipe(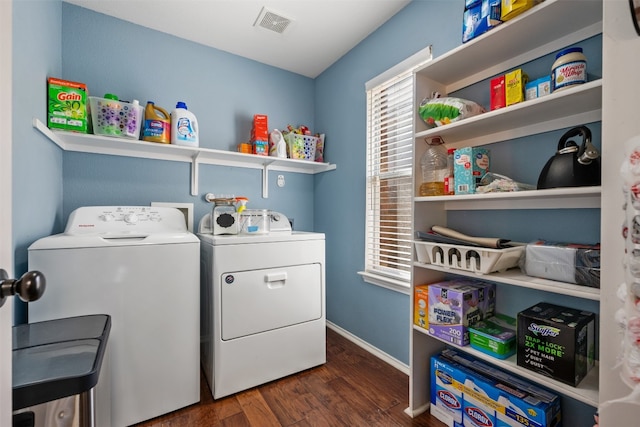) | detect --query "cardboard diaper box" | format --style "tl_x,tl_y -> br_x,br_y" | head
427,279 -> 496,346
462,0 -> 502,43
454,147 -> 491,195
47,77 -> 88,133
431,349 -> 562,427
517,302 -> 596,386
